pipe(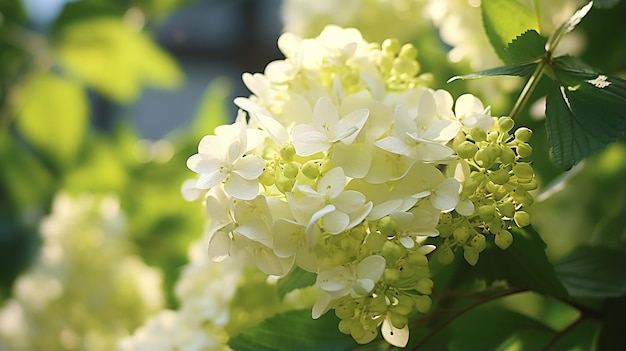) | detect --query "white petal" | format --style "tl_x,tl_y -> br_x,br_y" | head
332,190 -> 366,213
312,293 -> 333,319
253,111 -> 289,145
318,267 -> 352,293
237,220 -> 271,246
382,317 -> 409,348
368,200 -> 403,220
322,210 -> 350,234
399,236 -> 415,249
291,127 -> 331,156
317,167 -> 346,199
432,178 -> 460,211
355,255 -> 386,282
196,169 -> 227,189
352,278 -> 375,296
233,155 -> 265,180
418,244 -> 436,255
375,136 -> 413,157
273,219 -> 303,258
186,154 -> 220,174
181,178 -> 202,201
393,104 -> 417,135
312,97 -> 339,137
423,120 -> 461,142
208,230 -> 231,262
332,143 -> 372,178
455,94 -> 483,118
456,199 -> 475,216
336,108 -> 369,144
224,173 -> 259,200
416,89 -> 437,122
306,204 -> 336,237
